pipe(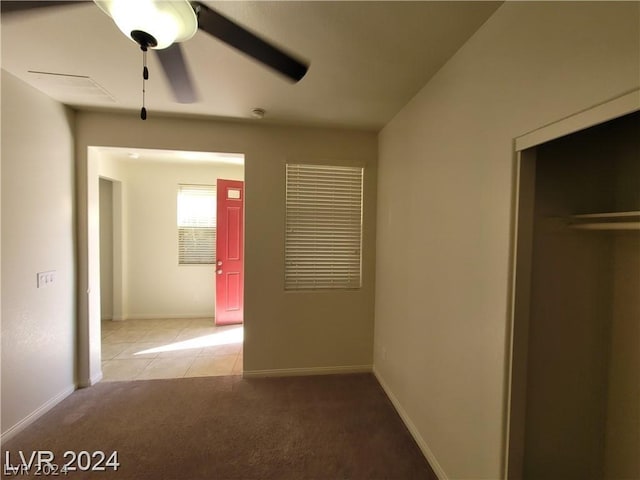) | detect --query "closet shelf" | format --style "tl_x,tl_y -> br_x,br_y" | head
569,211 -> 640,231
